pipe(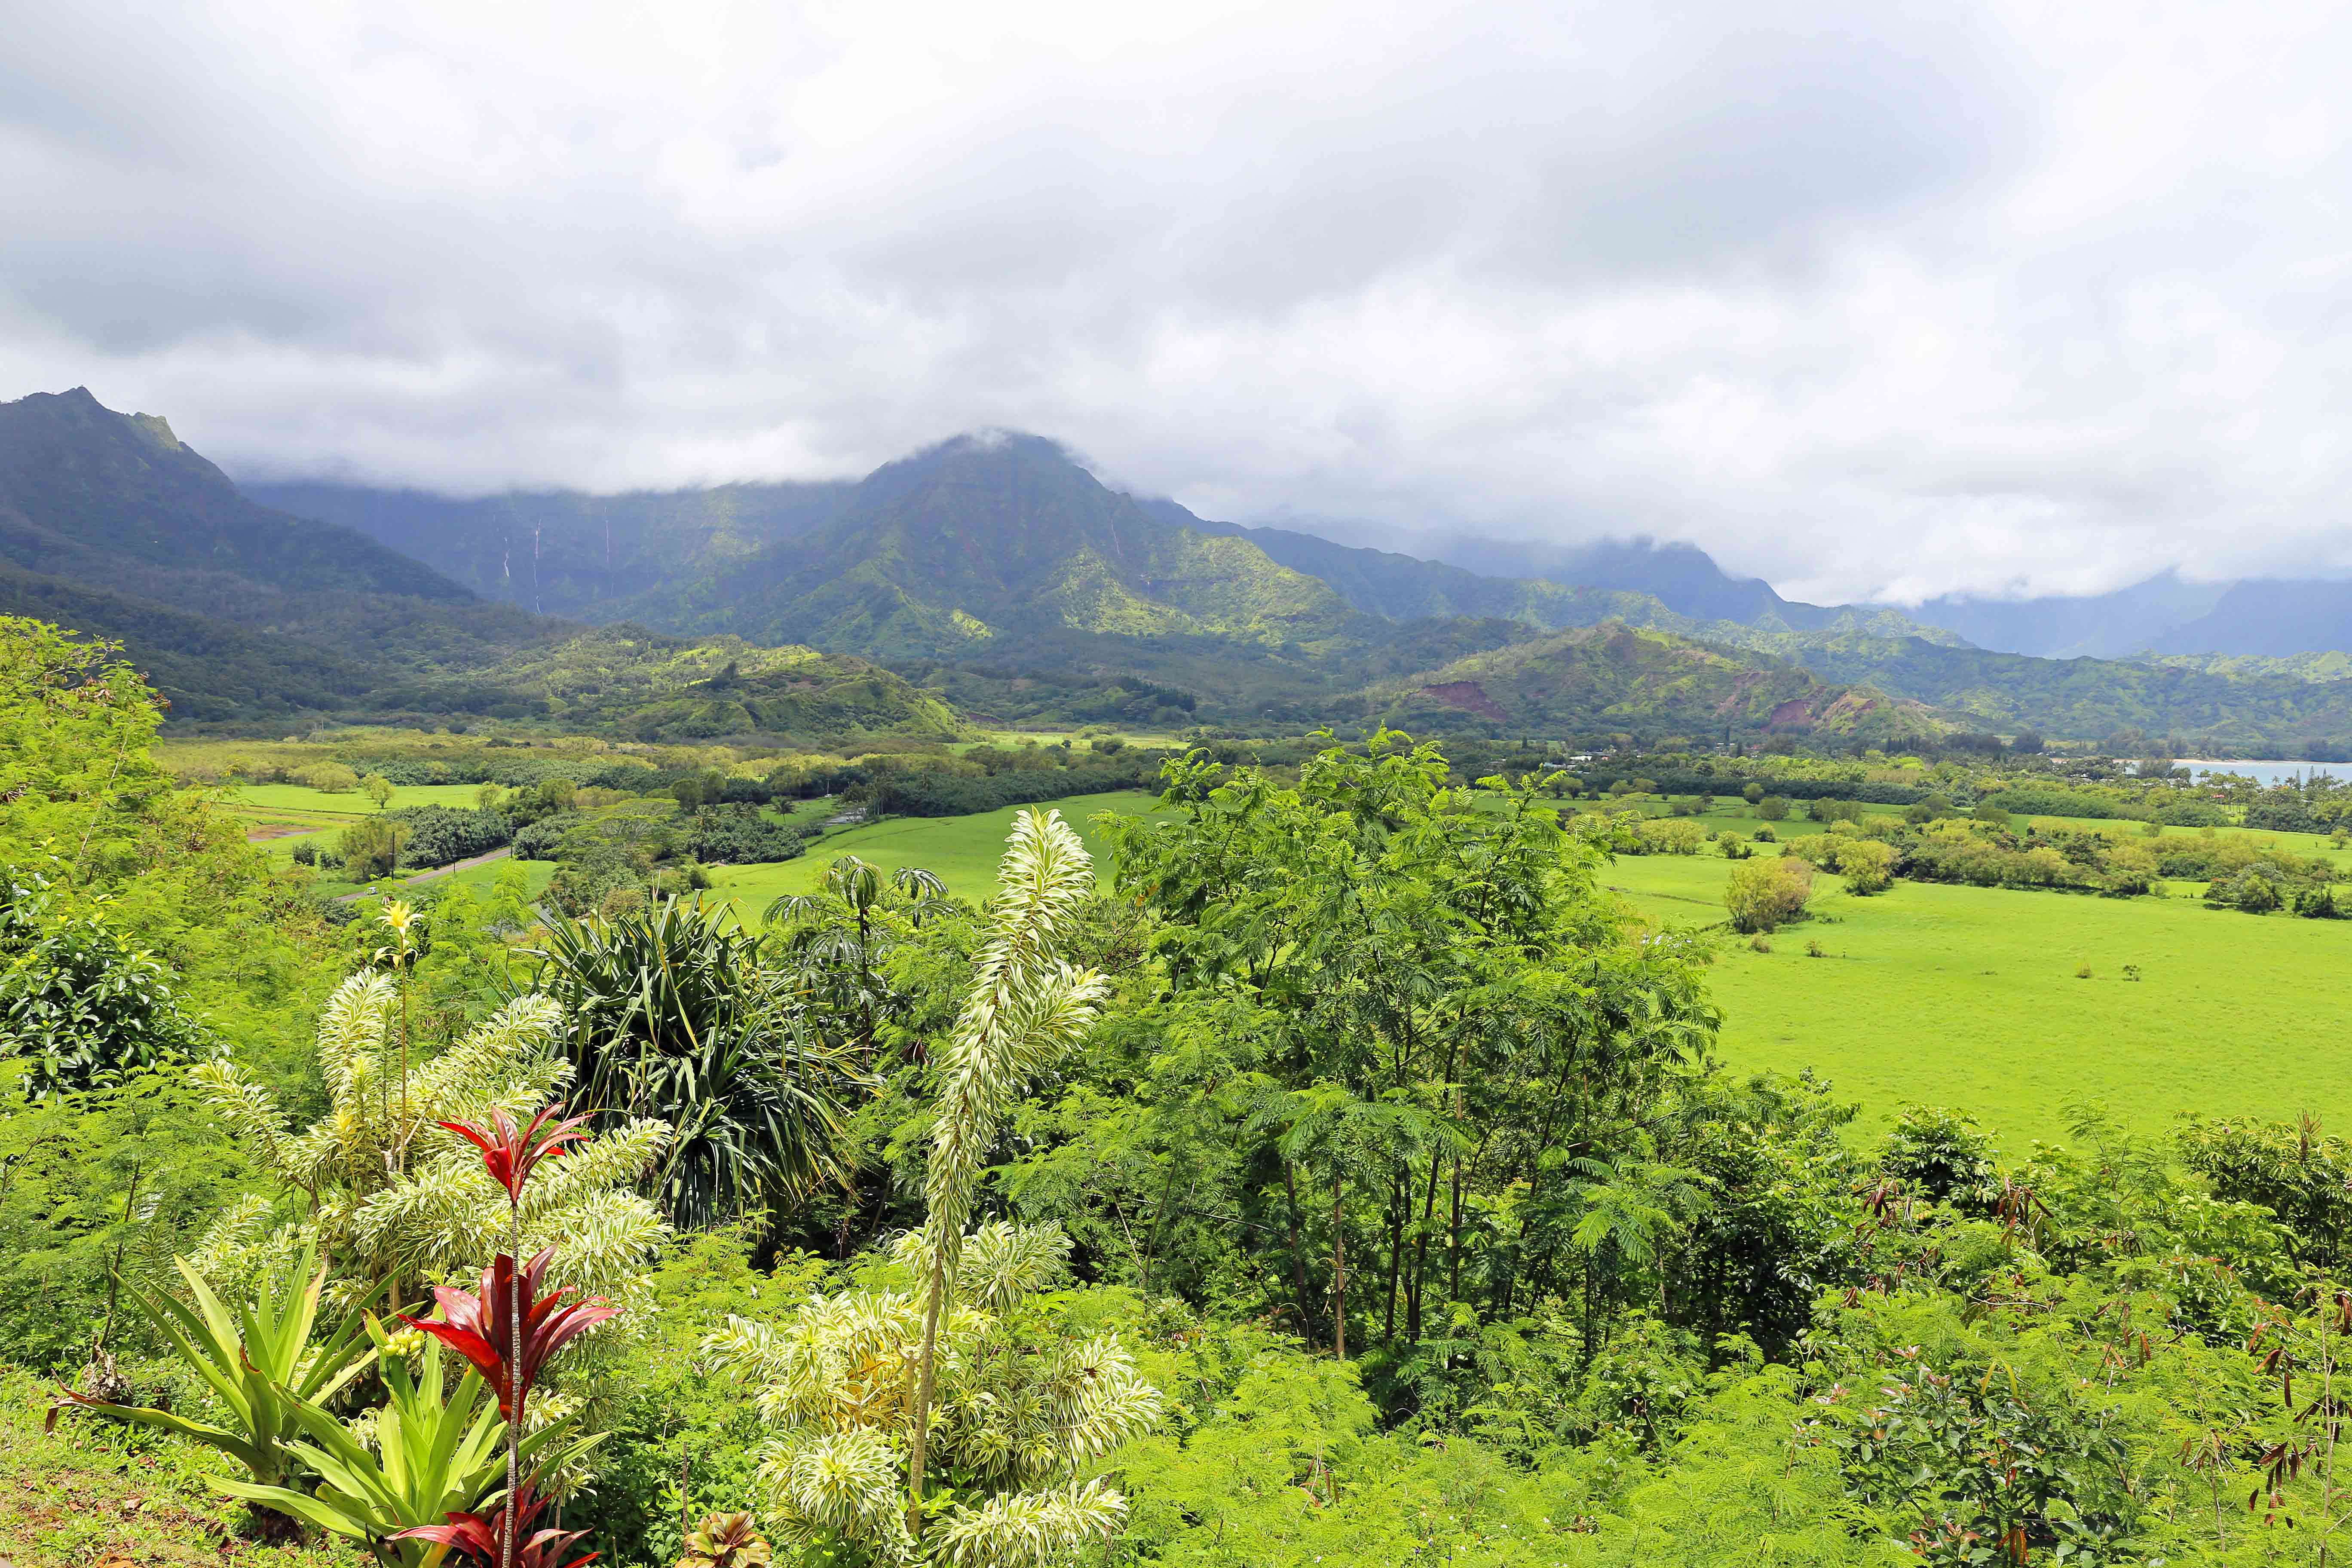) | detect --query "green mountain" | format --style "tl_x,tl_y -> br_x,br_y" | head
52,395 -> 2352,750
256,435 -> 1986,725
578,434 -> 1545,720
0,391 -> 956,743
1362,621 -> 1944,745
1781,631 -> 2352,751
245,476 -> 855,620
0,388 -> 569,720
635,435 -> 1359,654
